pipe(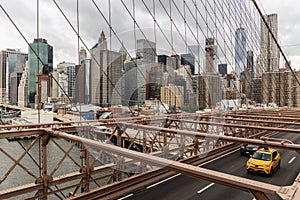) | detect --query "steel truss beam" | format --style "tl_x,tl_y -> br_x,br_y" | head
51,130 -> 299,200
